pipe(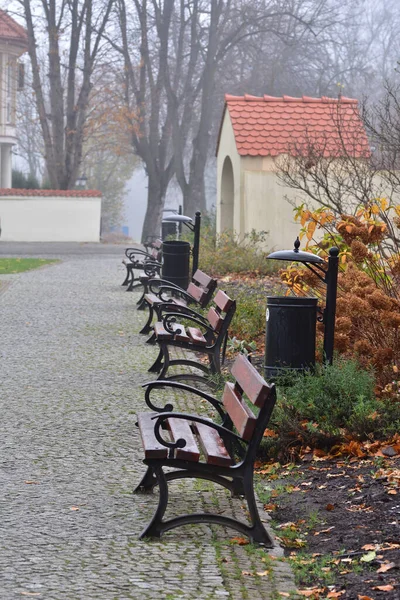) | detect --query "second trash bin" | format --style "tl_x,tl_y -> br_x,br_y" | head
162,240 -> 190,290
264,296 -> 318,378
